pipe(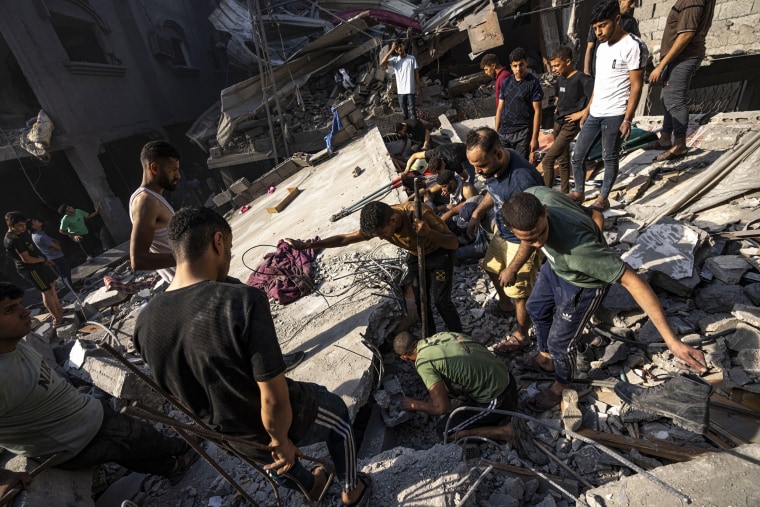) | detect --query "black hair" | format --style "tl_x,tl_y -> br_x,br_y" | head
168,206 -> 231,262
0,282 -> 23,301
590,0 -> 620,25
57,204 -> 69,216
509,47 -> 528,64
427,156 -> 444,173
140,140 -> 181,167
501,193 -> 546,231
465,127 -> 501,154
550,45 -> 573,62
394,123 -> 405,135
5,211 -> 25,227
393,331 -> 418,356
480,53 -> 500,69
436,169 -> 456,186
359,201 -> 393,236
